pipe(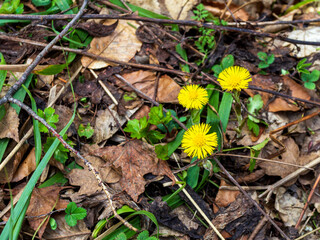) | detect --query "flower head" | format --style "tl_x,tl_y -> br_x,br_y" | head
218,66 -> 252,91
182,123 -> 218,159
178,85 -> 208,110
